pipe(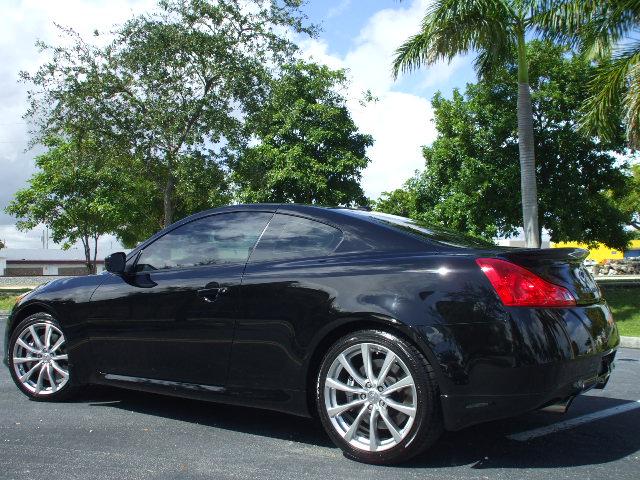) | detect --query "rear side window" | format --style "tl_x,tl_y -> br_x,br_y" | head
250,214 -> 343,262
136,212 -> 272,271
